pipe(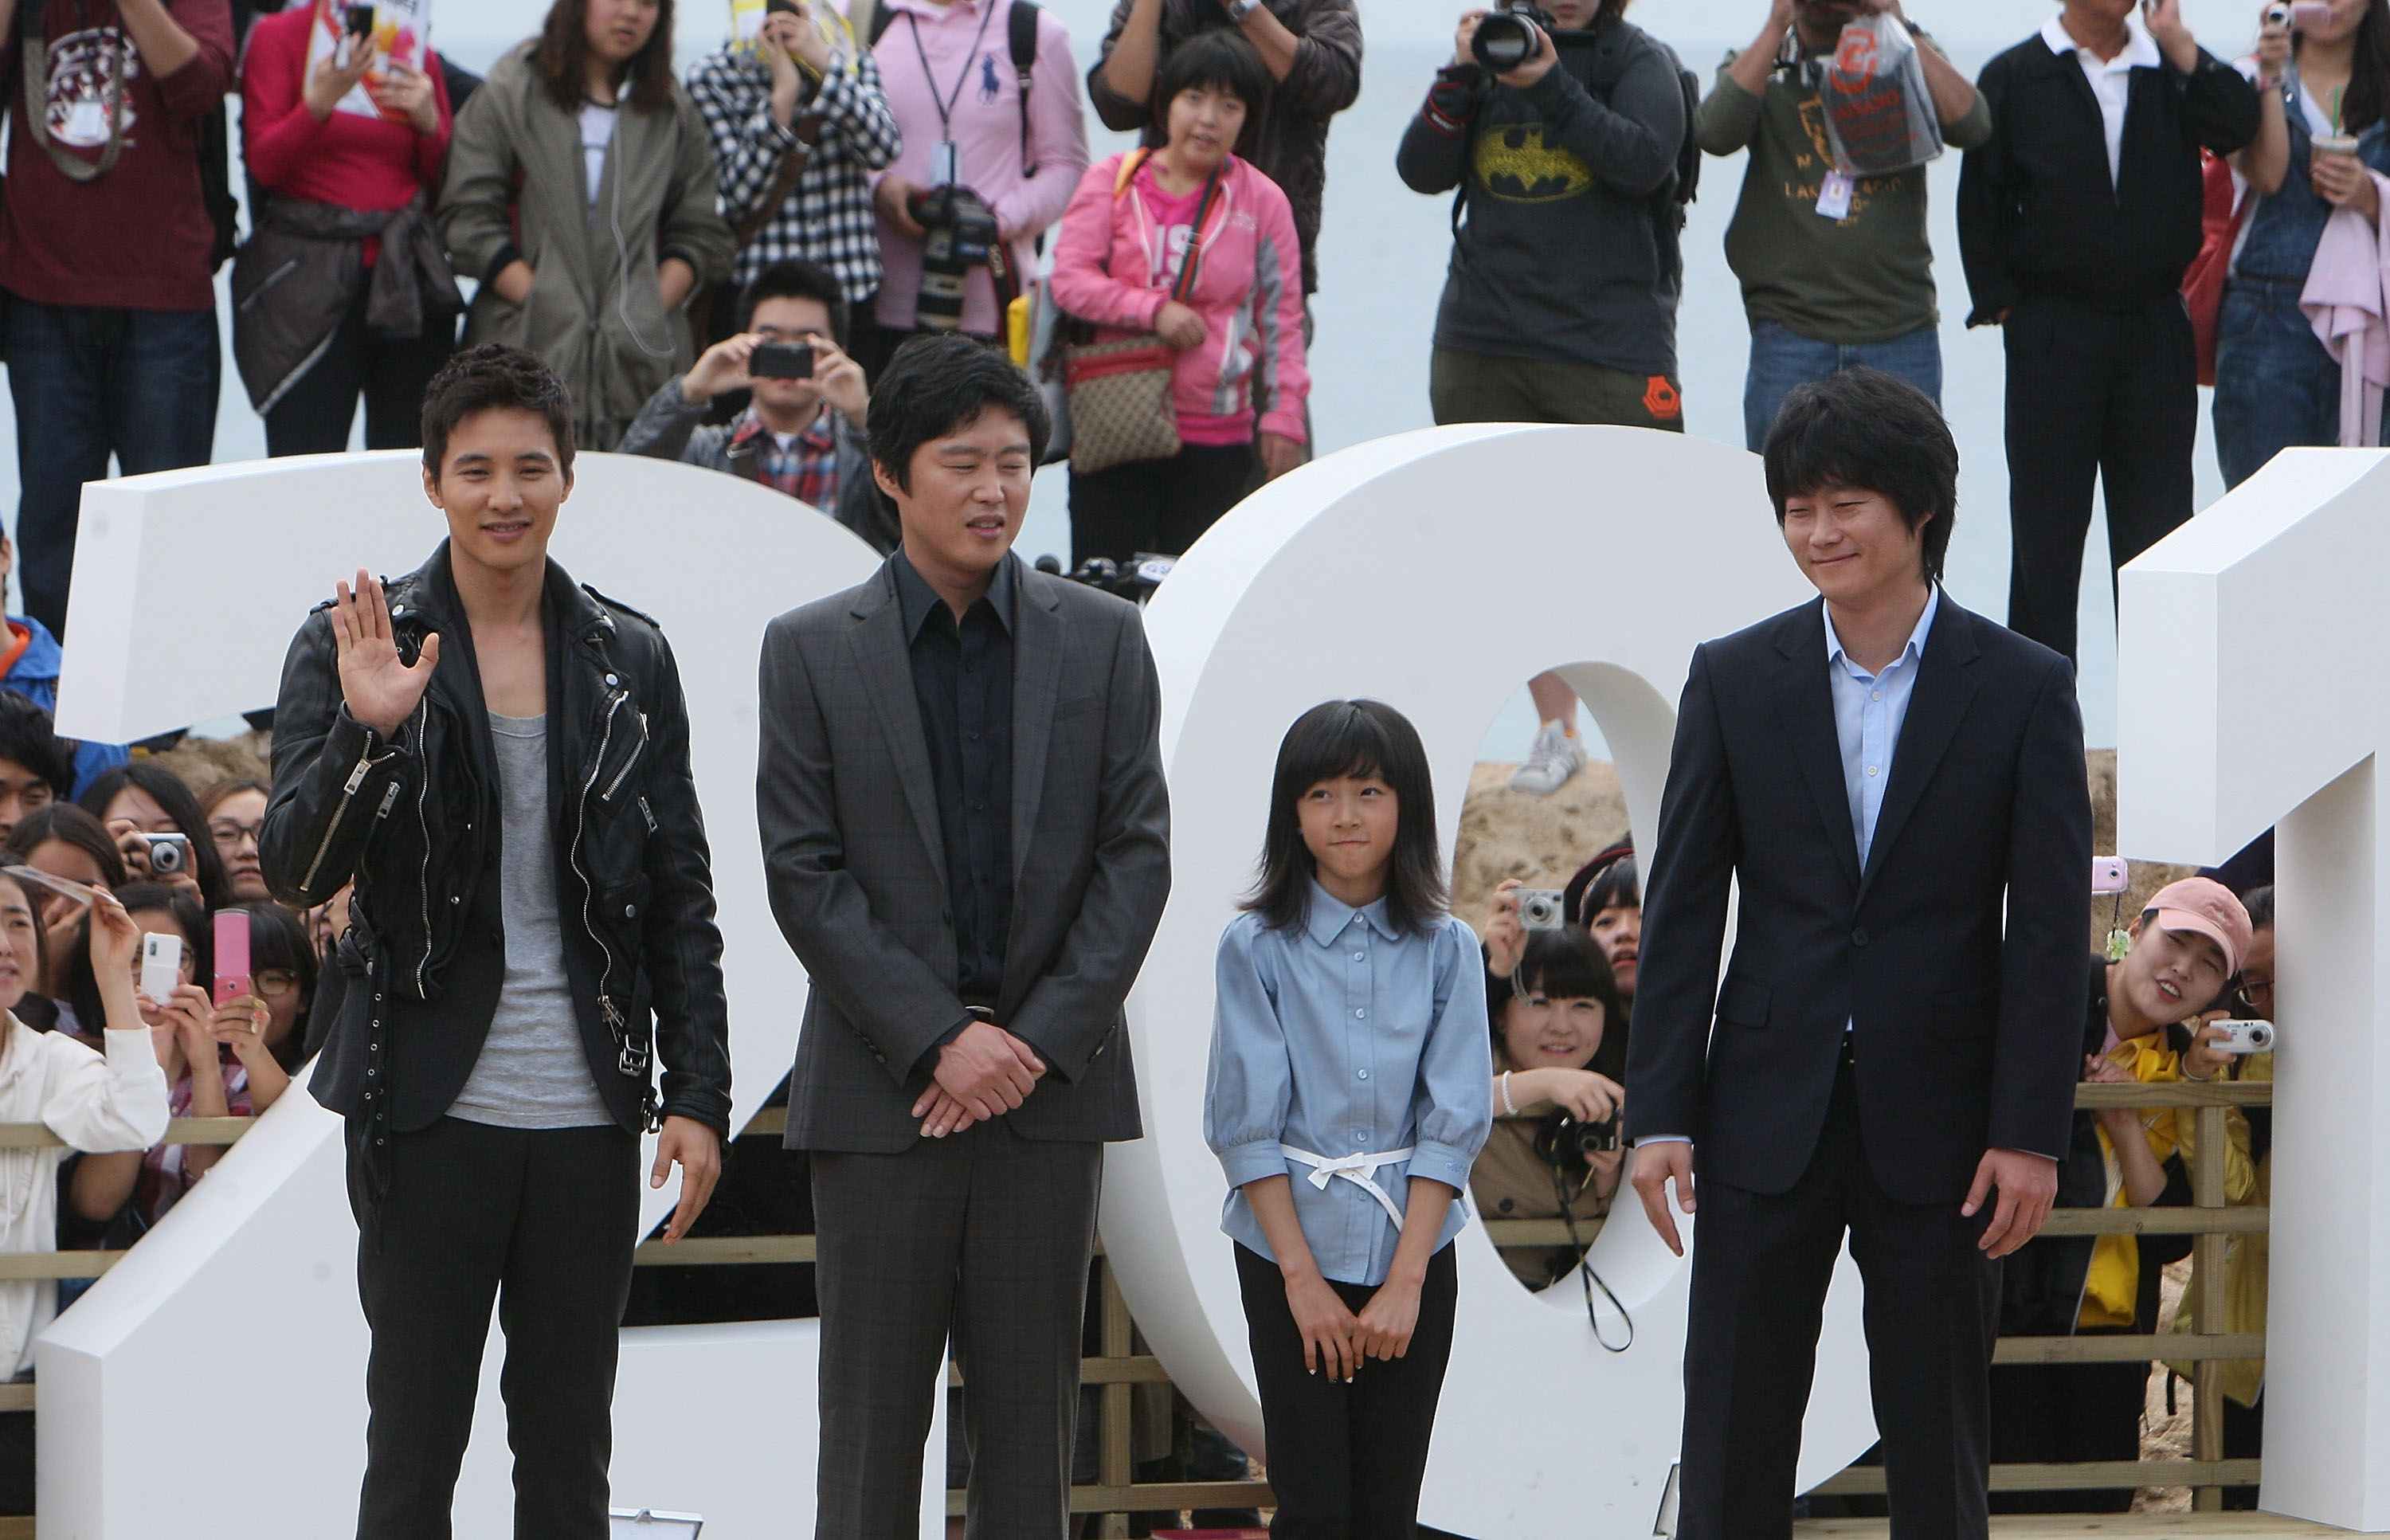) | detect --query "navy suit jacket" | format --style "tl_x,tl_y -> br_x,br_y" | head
1624,596 -> 2093,1205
